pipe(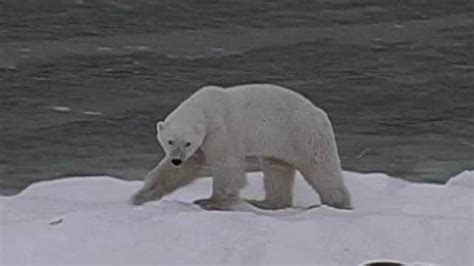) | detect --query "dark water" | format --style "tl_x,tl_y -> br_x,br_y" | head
1,0 -> 473,195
